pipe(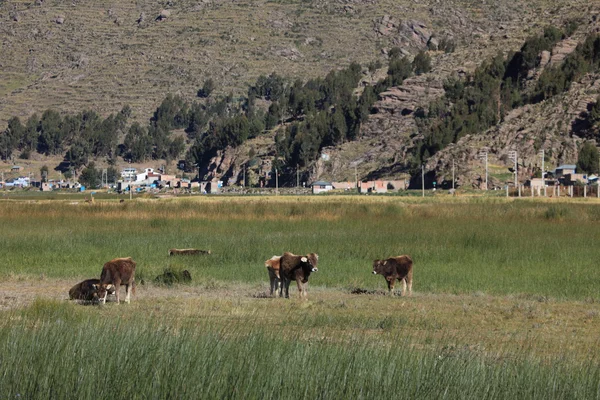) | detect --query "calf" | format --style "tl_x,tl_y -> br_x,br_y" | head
372,255 -> 413,296
279,252 -> 319,299
68,278 -> 115,303
168,248 -> 211,256
264,256 -> 282,297
97,257 -> 137,304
